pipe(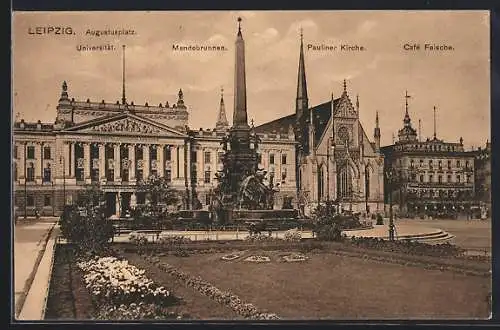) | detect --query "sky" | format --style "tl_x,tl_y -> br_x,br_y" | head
12,10 -> 490,149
